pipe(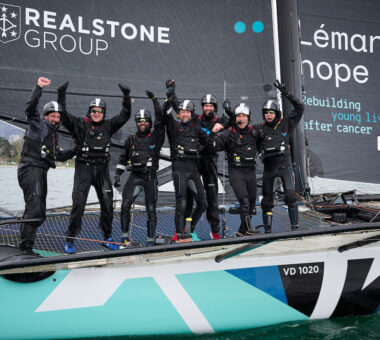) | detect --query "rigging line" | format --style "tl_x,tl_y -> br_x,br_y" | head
222,80 -> 227,238
0,111 -> 232,179
0,86 -> 169,100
